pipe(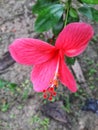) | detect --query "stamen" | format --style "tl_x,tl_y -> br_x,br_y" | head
43,57 -> 60,101
53,79 -> 58,86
